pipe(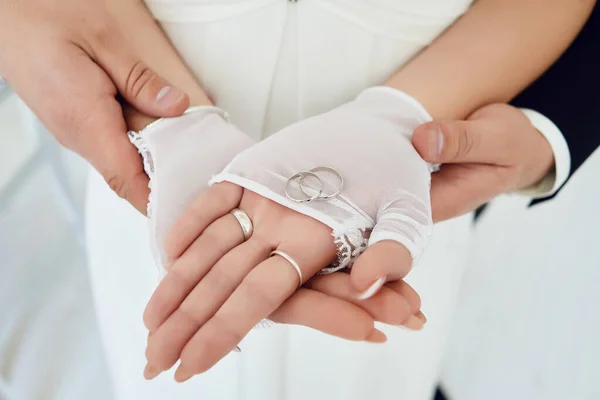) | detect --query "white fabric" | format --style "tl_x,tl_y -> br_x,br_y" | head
129,106 -> 253,270
85,1 -> 475,399
517,109 -> 571,198
212,86 -> 433,269
0,162 -> 112,400
441,144 -> 600,400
